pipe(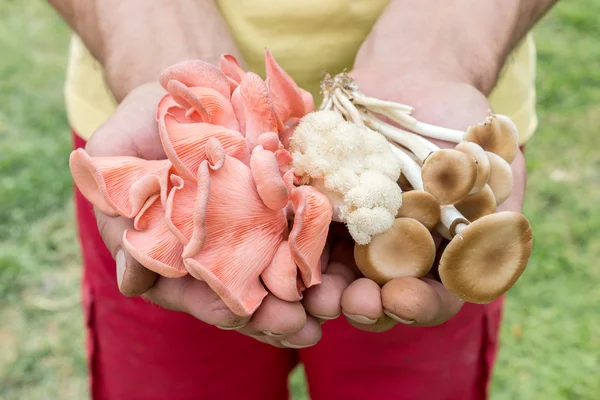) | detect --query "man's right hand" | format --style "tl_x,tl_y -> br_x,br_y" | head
86,83 -> 324,348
